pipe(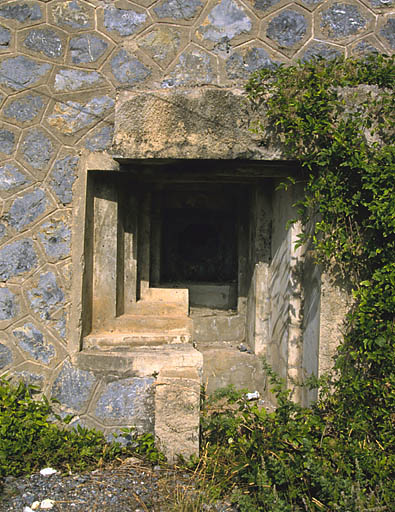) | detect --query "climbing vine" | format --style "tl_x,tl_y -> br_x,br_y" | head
246,53 -> 394,454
